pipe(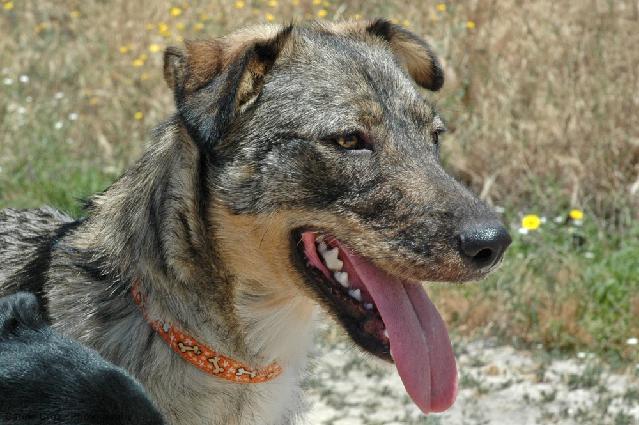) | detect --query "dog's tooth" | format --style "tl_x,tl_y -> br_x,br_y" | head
333,271 -> 349,288
322,247 -> 343,271
364,303 -> 373,310
348,289 -> 361,302
317,240 -> 328,254
383,329 -> 389,339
